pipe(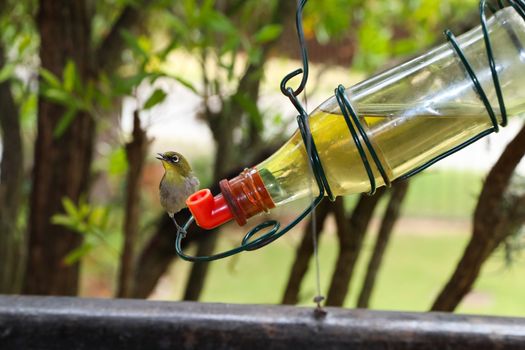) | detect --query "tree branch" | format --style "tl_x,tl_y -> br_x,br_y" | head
281,199 -> 333,305
117,111 -> 151,298
357,181 -> 409,308
95,1 -> 153,72
431,123 -> 525,311
326,189 -> 386,306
